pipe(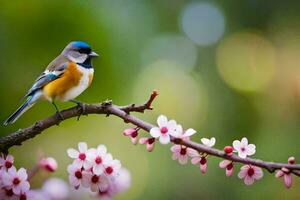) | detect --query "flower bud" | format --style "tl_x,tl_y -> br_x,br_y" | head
39,157 -> 58,172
